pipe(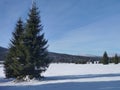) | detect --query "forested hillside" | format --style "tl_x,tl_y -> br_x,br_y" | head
0,47 -> 8,61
